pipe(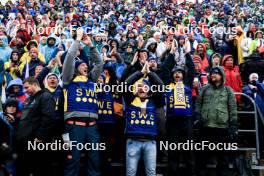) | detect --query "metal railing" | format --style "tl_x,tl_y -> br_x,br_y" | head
235,92 -> 260,163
